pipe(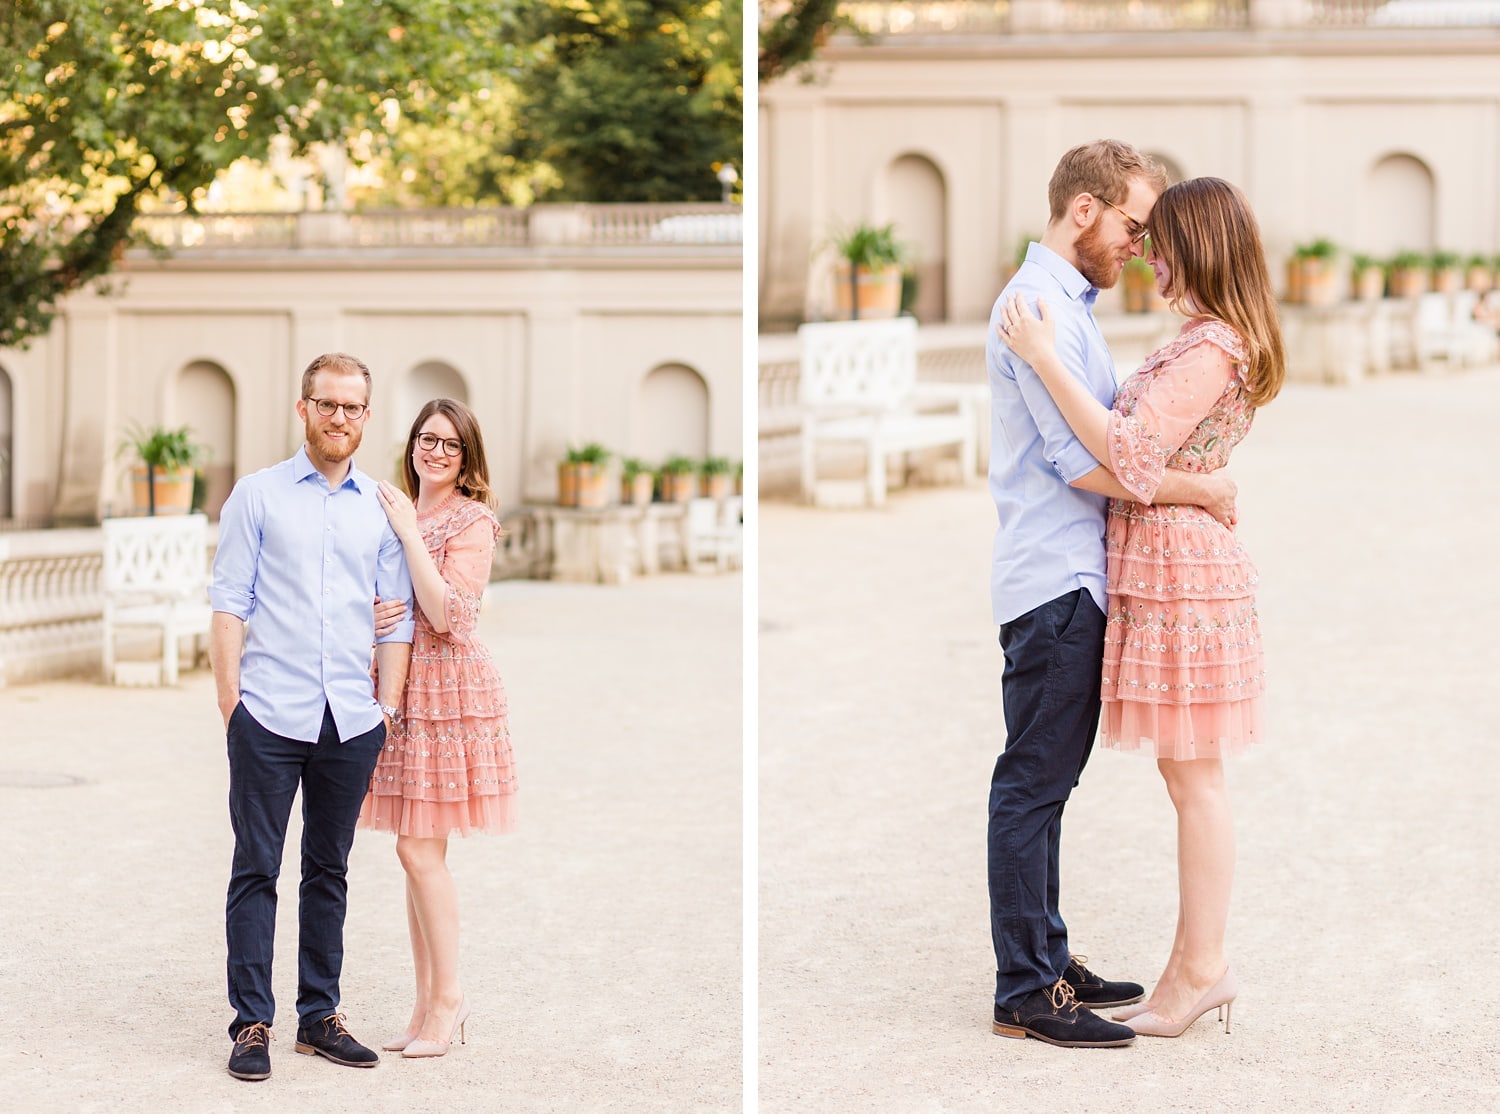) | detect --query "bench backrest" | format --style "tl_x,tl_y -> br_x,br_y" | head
102,514 -> 209,601
797,318 -> 917,412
